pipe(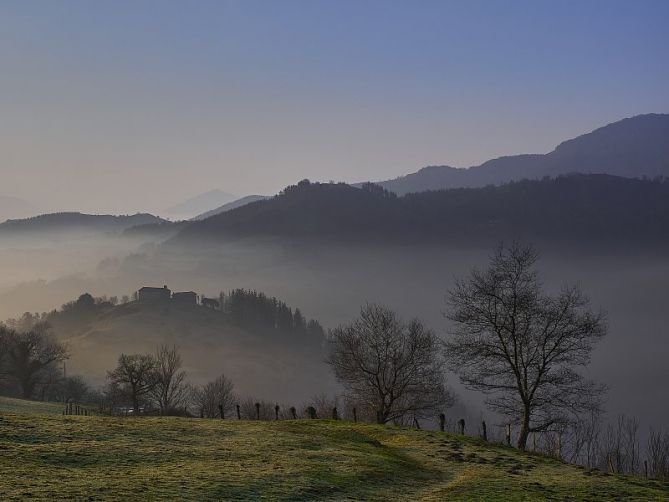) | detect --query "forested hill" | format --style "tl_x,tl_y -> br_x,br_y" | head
3,290 -> 328,397
0,212 -> 166,235
172,175 -> 669,248
370,113 -> 669,194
